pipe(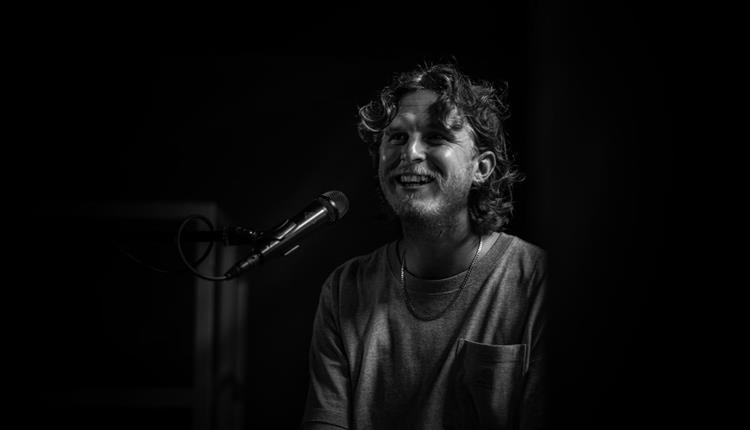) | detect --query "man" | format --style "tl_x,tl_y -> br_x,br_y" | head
303,63 -> 547,429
